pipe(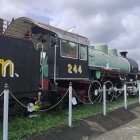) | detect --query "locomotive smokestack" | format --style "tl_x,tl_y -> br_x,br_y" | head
120,51 -> 128,58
